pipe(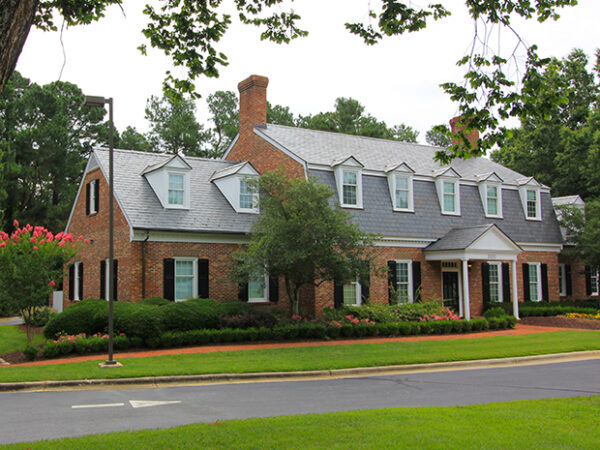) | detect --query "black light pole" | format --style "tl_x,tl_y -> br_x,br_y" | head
84,95 -> 118,367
